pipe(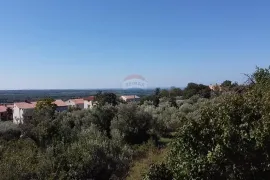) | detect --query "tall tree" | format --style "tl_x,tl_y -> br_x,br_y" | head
35,98 -> 56,111
183,83 -> 211,99
95,92 -> 118,106
6,107 -> 13,120
221,80 -> 232,87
